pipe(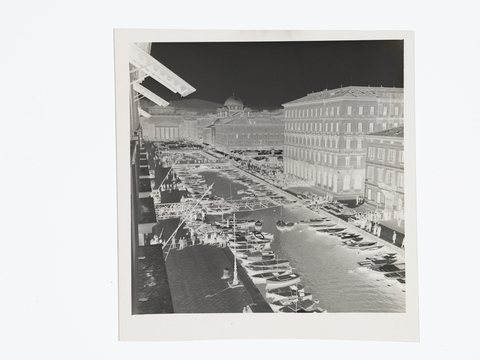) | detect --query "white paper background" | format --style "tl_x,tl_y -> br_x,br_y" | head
1,0 -> 479,358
